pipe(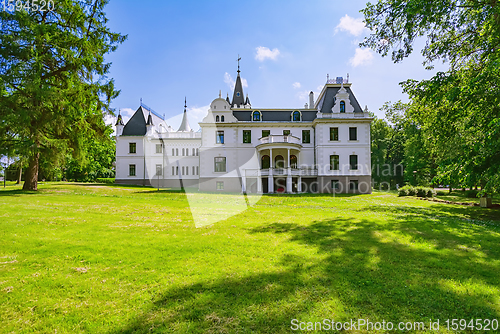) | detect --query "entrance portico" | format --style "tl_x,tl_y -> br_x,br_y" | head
256,135 -> 302,193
